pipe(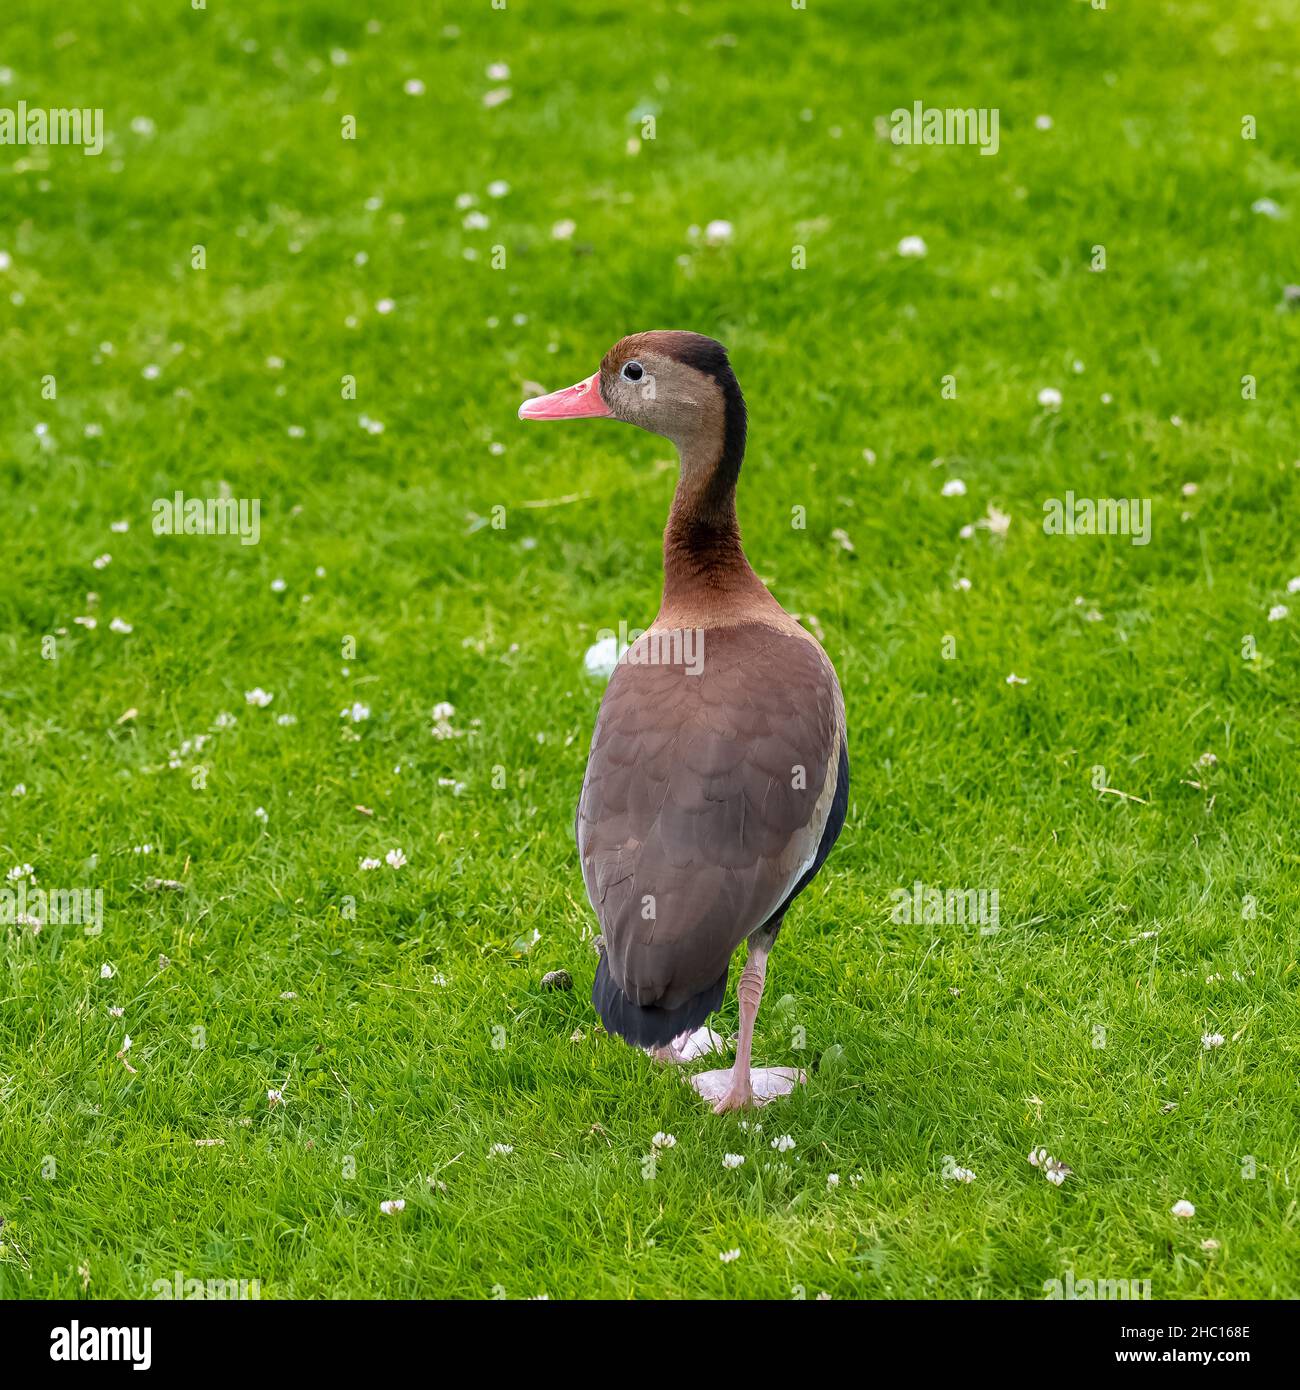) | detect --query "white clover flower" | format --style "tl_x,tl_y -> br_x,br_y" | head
340,702 -> 371,723
100,963 -> 115,978
385,848 -> 407,870
109,617 -> 133,634
722,1153 -> 745,1169
404,78 -> 425,96
896,234 -> 927,258
1171,1199 -> 1195,1218
375,298 -> 395,315
1267,604 -> 1288,622
705,219 -> 734,246
1202,1032 -> 1225,1049
652,1132 -> 676,1149
719,1248 -> 741,1263
358,857 -> 382,871
940,478 -> 966,497
482,87 -> 512,108
380,1198 -> 406,1214
245,688 -> 274,707
771,1134 -> 795,1153
487,180 -> 510,198
1037,386 -> 1062,409
551,218 -> 576,240
489,1143 -> 513,1157
827,1173 -> 840,1189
